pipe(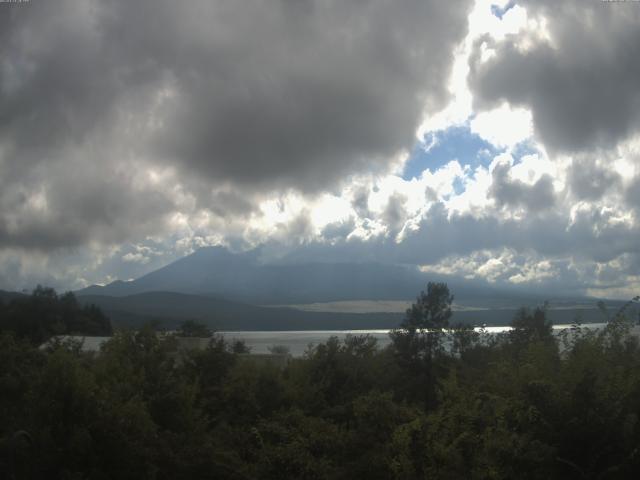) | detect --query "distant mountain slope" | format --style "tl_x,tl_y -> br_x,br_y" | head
78,291 -> 404,331
77,246 -> 541,305
77,290 -> 623,331
0,290 -> 26,303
